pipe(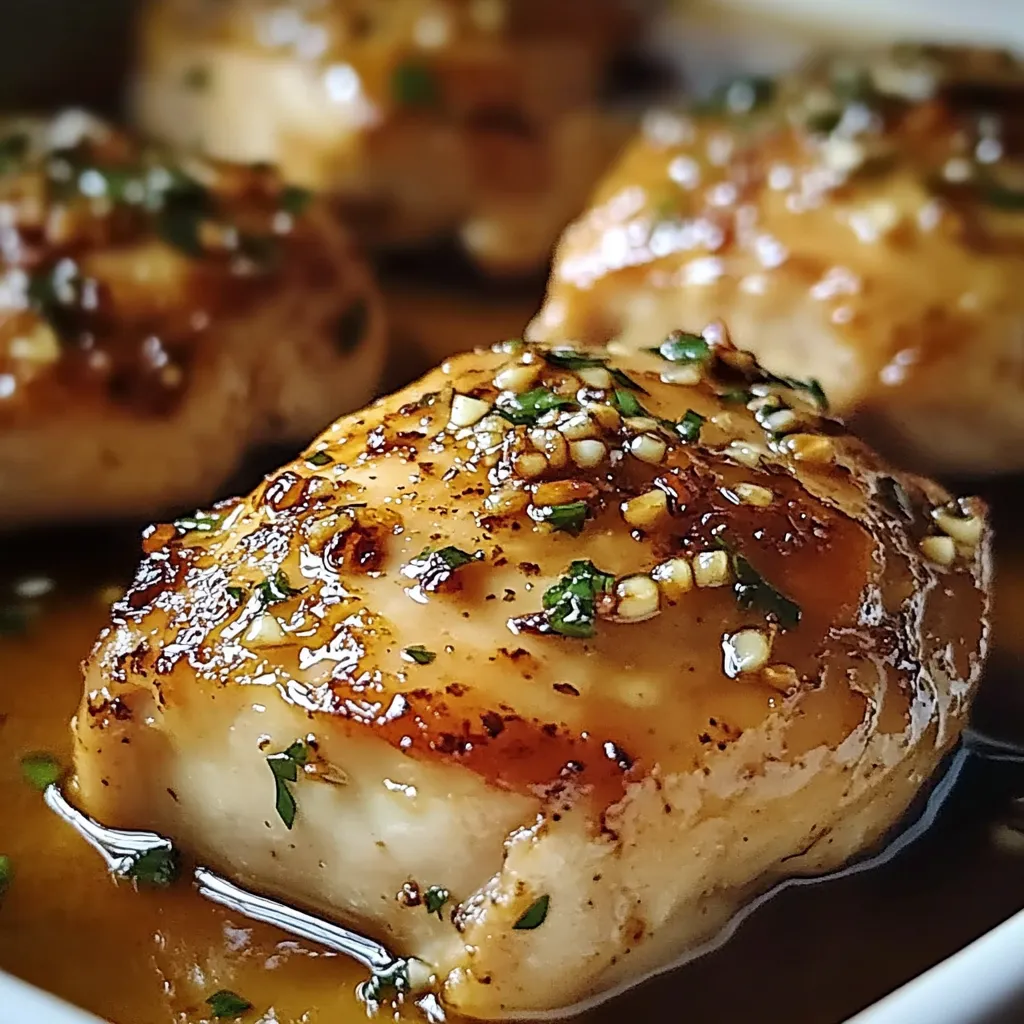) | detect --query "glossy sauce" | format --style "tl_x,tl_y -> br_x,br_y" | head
0,485 -> 1020,1023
